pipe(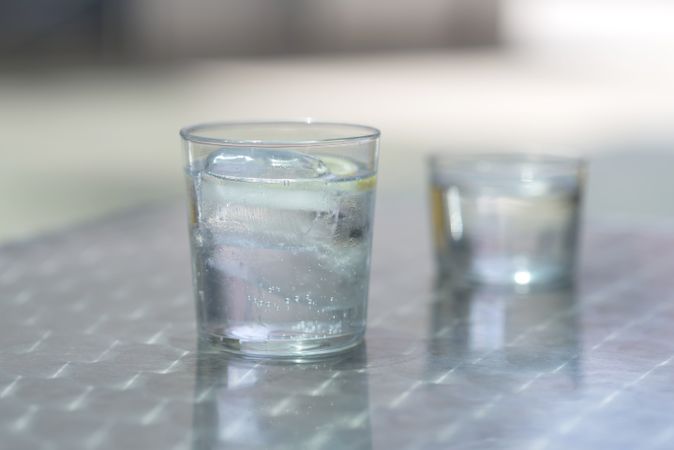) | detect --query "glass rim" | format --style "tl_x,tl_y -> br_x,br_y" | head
180,120 -> 381,147
428,152 -> 586,168
428,152 -> 586,184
